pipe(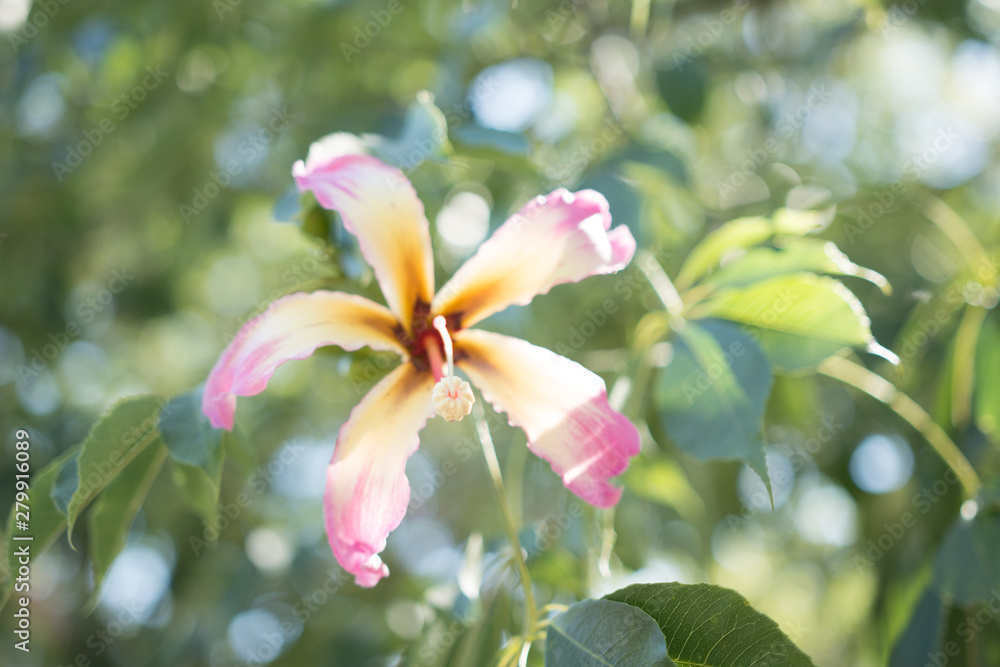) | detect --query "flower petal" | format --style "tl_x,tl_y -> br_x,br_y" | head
433,189 -> 636,327
455,329 -> 639,507
293,141 -> 435,326
324,362 -> 435,587
202,291 -> 404,430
